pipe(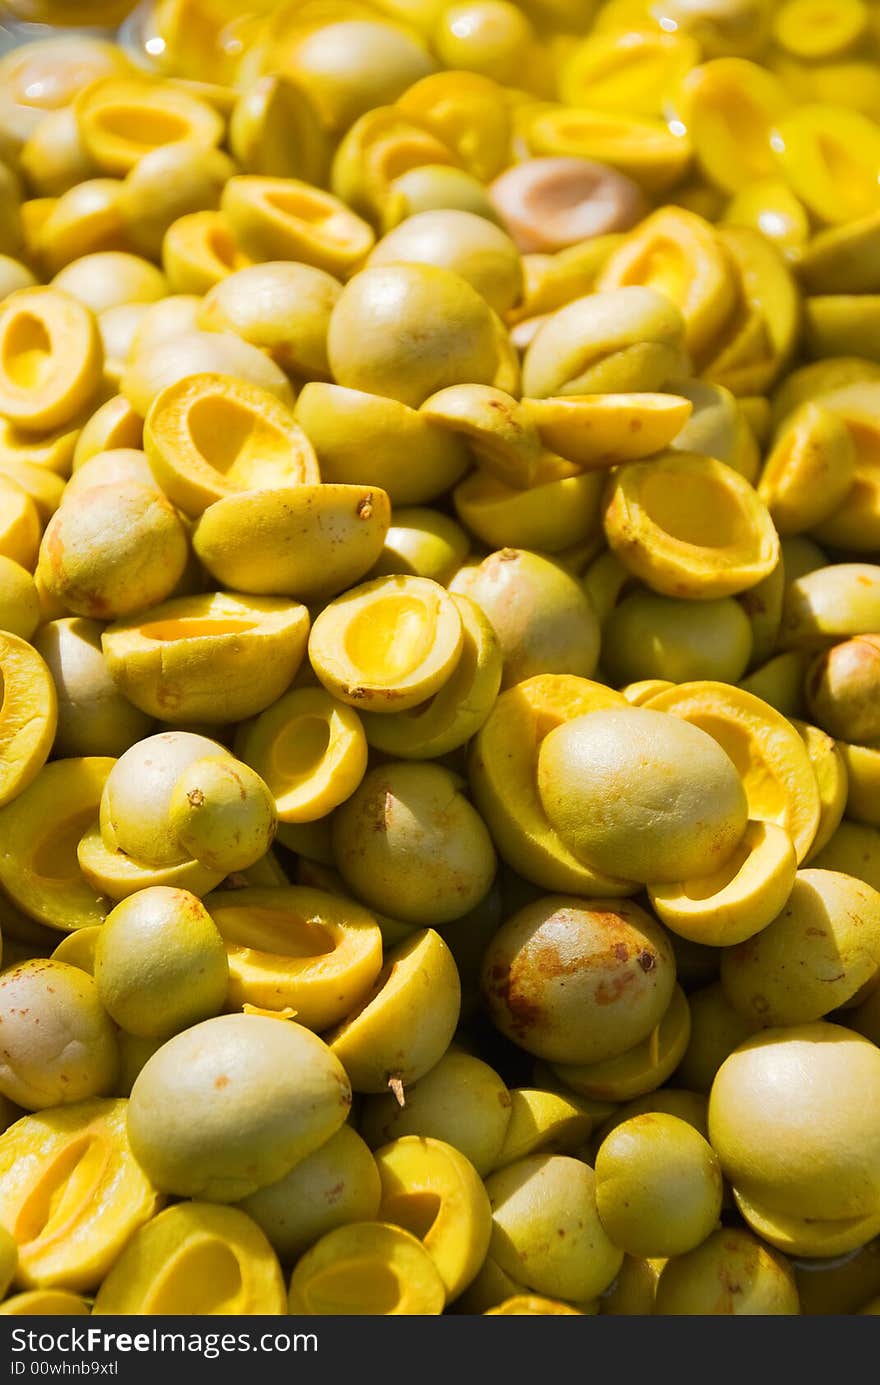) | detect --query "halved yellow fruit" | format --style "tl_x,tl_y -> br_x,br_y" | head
839,742 -> 880,828
361,594 -> 501,760
308,574 -> 463,714
780,560 -> 880,649
0,1098 -> 162,1291
0,632 -> 57,808
550,985 -> 691,1103
93,1201 -> 285,1315
675,57 -> 789,195
288,1221 -> 445,1315
733,1187 -> 880,1261
193,484 -> 390,600
235,685 -> 367,823
0,1290 -> 90,1315
646,681 -> 821,862
603,451 -> 779,599
144,372 -> 319,518
74,76 -> 224,176
758,402 -> 855,536
469,673 -> 633,897
525,107 -> 692,194
648,820 -> 797,946
0,757 -> 113,930
771,104 -> 880,226
491,1088 -> 601,1171
375,1135 -> 491,1302
203,884 -> 383,1031
162,210 -> 252,295
77,821 -> 225,902
326,929 -> 460,1095
598,207 -> 736,363
453,454 -> 603,554
793,719 -> 849,858
102,592 -> 310,724
420,384 -> 541,490
295,383 -> 469,506
0,286 -> 102,432
524,392 -> 693,469
222,175 -> 374,277
719,867 -> 880,1025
